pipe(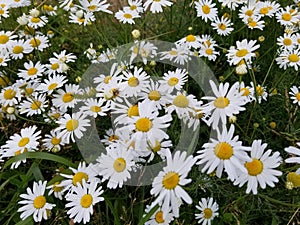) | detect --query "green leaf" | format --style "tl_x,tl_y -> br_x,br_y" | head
105,197 -> 121,225
14,216 -> 34,225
